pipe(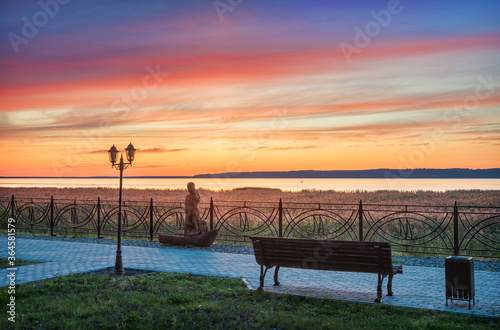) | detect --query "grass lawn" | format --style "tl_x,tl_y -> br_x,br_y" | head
0,271 -> 497,329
